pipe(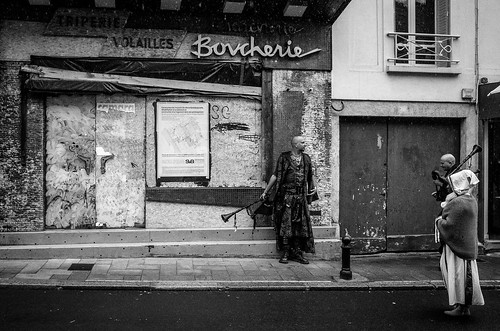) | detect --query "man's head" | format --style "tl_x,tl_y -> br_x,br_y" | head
440,154 -> 455,171
291,136 -> 306,152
